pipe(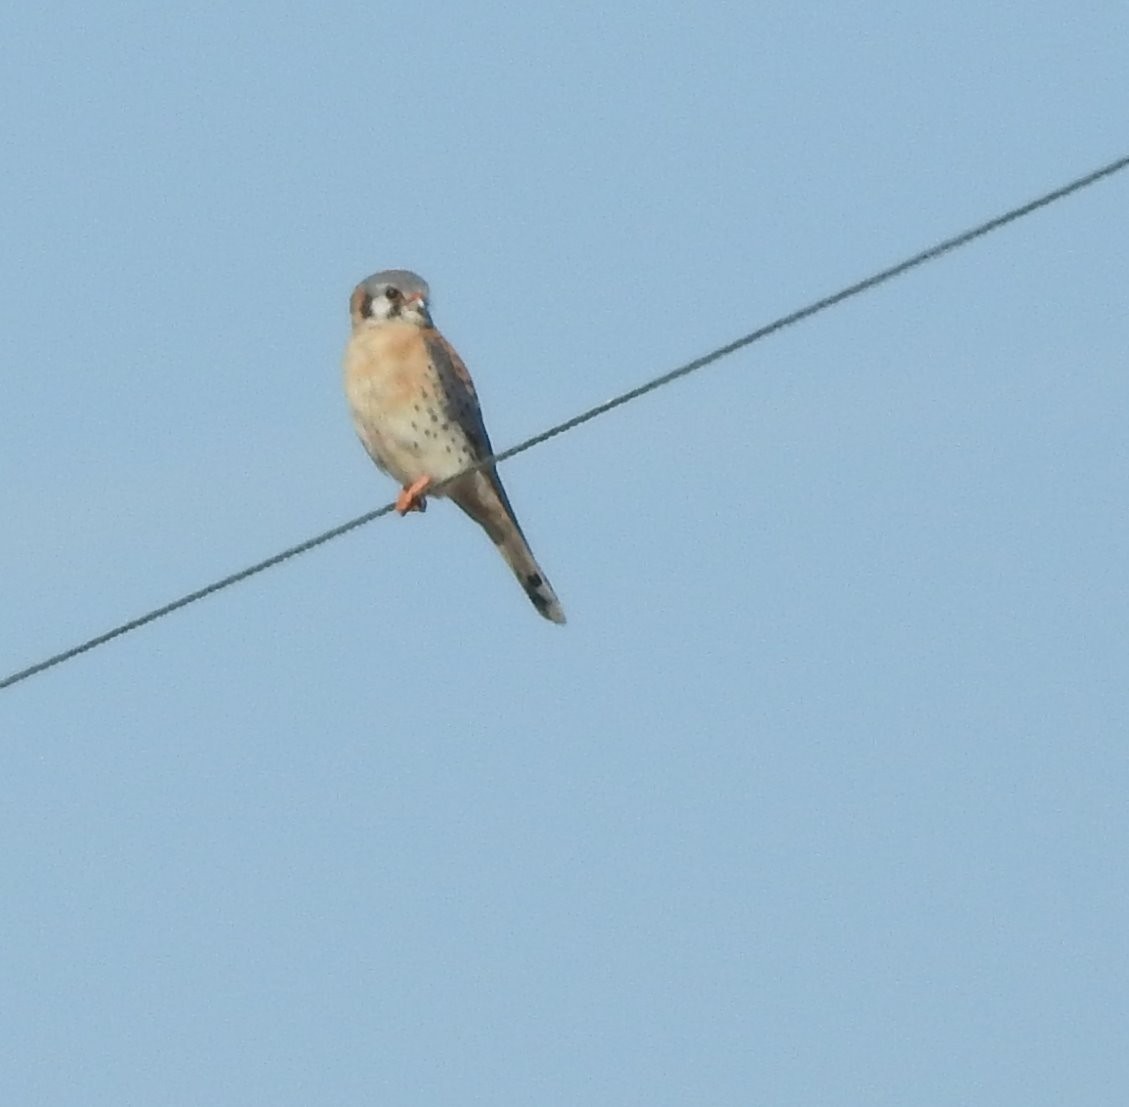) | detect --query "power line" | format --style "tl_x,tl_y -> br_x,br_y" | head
3,153 -> 1127,692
